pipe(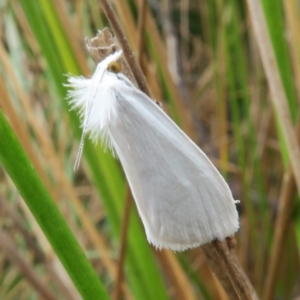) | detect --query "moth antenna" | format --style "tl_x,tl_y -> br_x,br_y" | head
74,132 -> 85,171
73,92 -> 94,171
72,52 -> 123,171
73,61 -> 107,171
